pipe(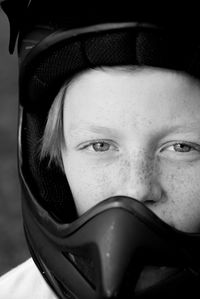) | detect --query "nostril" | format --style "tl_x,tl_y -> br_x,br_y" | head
145,199 -> 156,205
